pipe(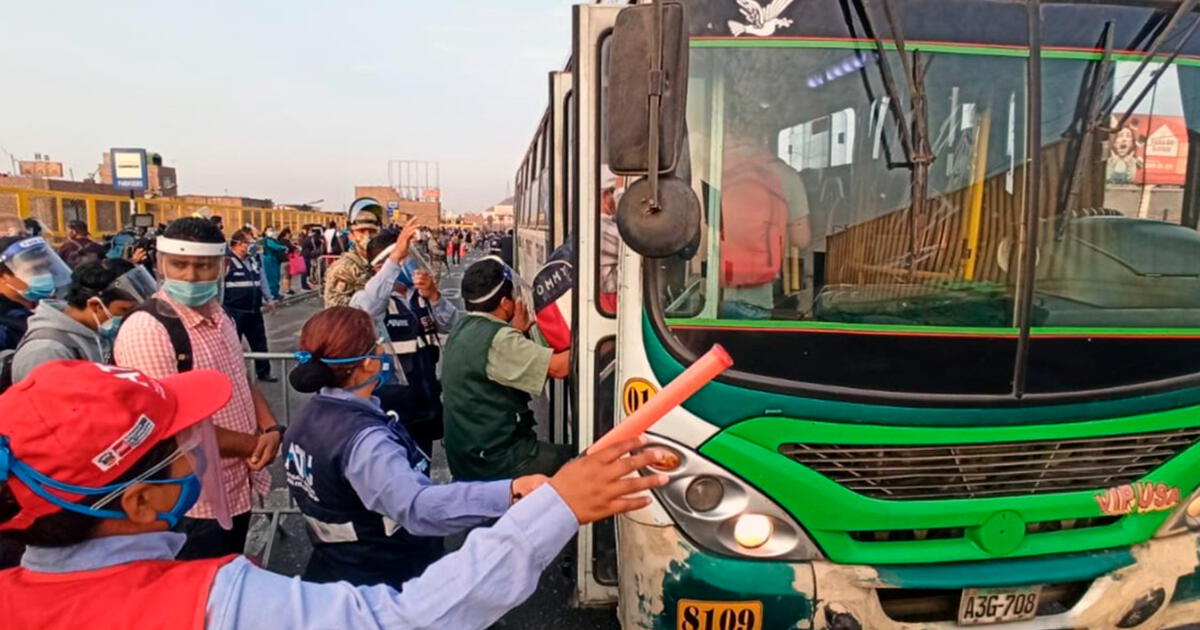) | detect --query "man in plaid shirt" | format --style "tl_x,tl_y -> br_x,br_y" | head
114,217 -> 282,559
